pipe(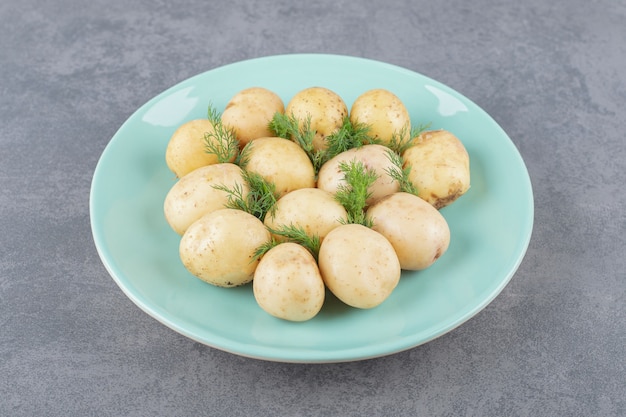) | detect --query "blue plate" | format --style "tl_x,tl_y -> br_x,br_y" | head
90,54 -> 533,363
